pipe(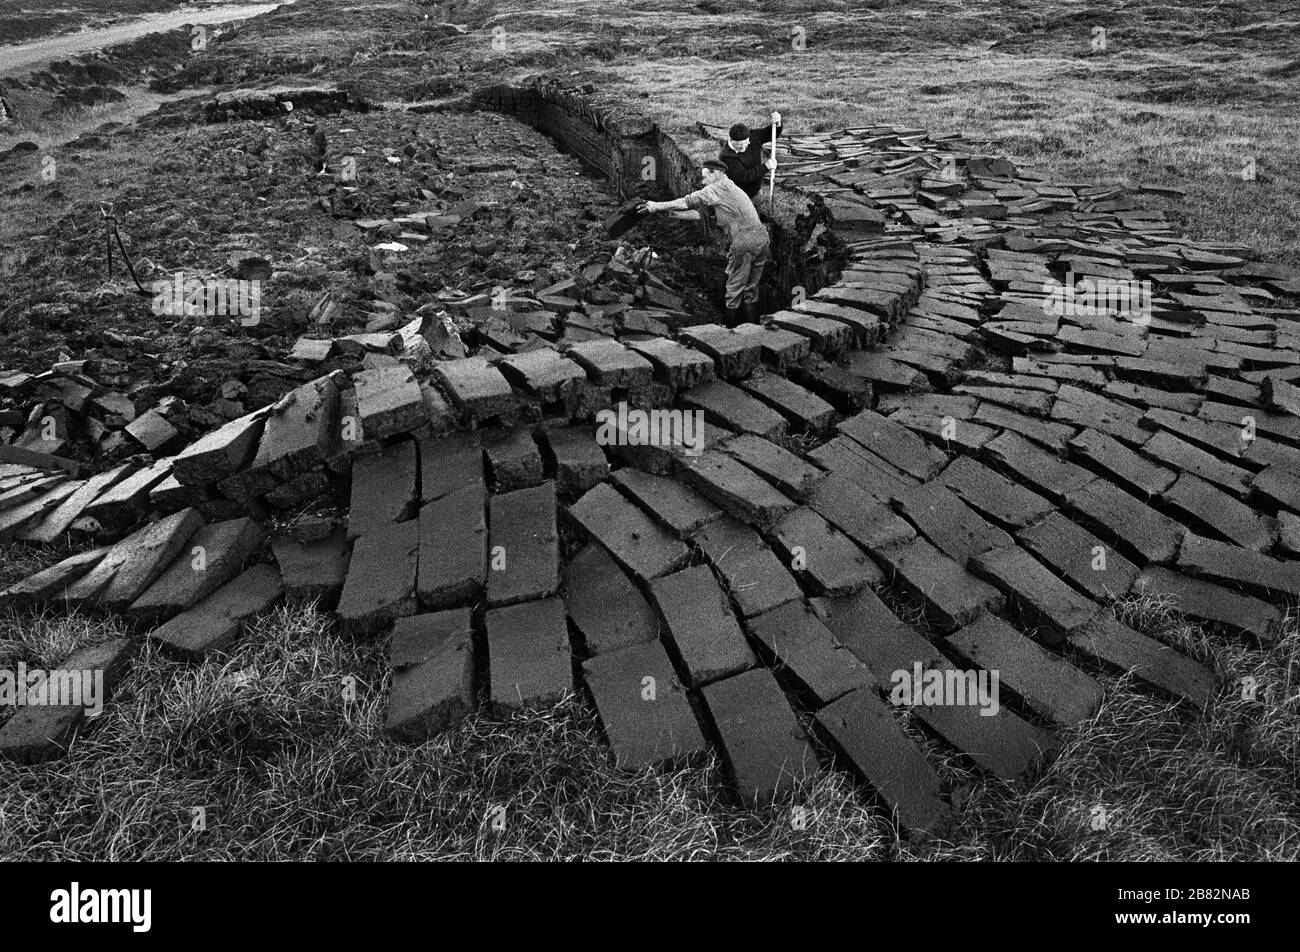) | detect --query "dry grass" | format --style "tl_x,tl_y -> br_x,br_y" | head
593,47 -> 1300,263
1,577 -> 1296,860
